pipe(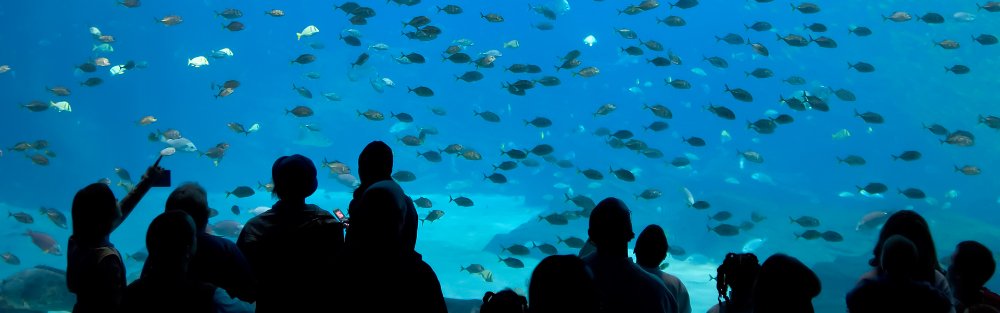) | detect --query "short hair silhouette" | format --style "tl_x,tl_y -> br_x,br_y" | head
588,197 -> 634,249
528,254 -> 600,313
753,254 -> 820,313
271,154 -> 317,200
146,211 -> 197,267
634,224 -> 668,268
881,235 -> 919,280
870,210 -> 940,282
715,253 -> 759,305
358,140 -> 393,182
480,289 -> 527,313
165,182 -> 209,232
952,240 -> 996,288
71,183 -> 120,240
